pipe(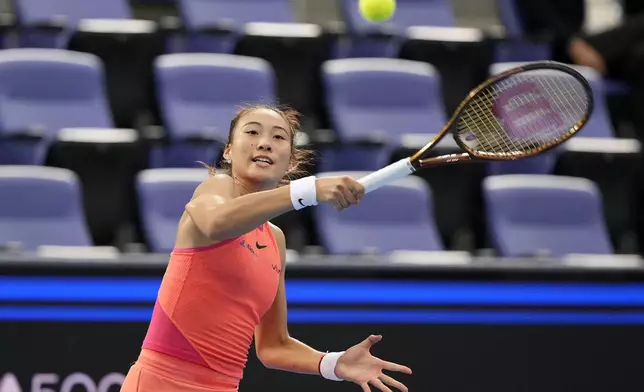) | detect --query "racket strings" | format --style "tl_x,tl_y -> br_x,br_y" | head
455,70 -> 590,158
